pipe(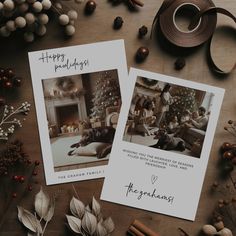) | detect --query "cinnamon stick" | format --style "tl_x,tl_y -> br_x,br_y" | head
132,219 -> 159,236
128,225 -> 146,236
